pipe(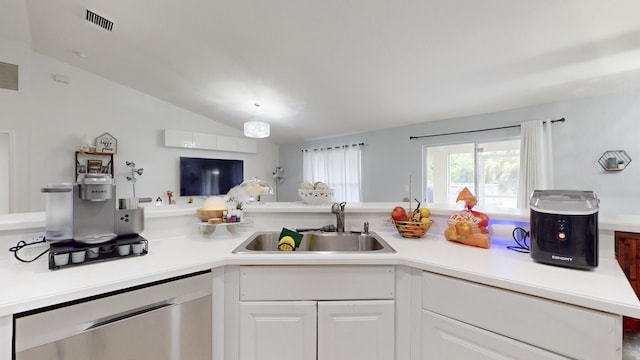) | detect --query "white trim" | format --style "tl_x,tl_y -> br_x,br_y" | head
0,129 -> 15,214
